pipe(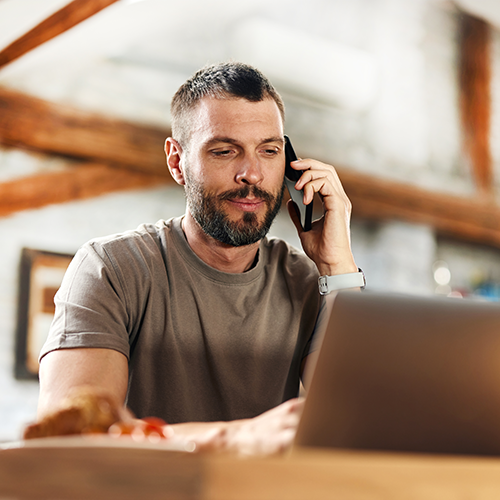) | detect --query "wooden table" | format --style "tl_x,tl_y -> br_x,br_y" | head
2,437 -> 500,499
